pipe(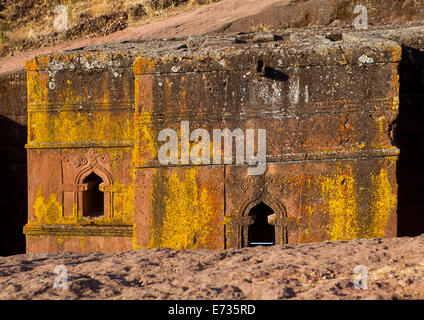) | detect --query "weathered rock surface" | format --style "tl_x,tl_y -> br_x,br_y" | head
216,0 -> 424,33
1,235 -> 423,299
